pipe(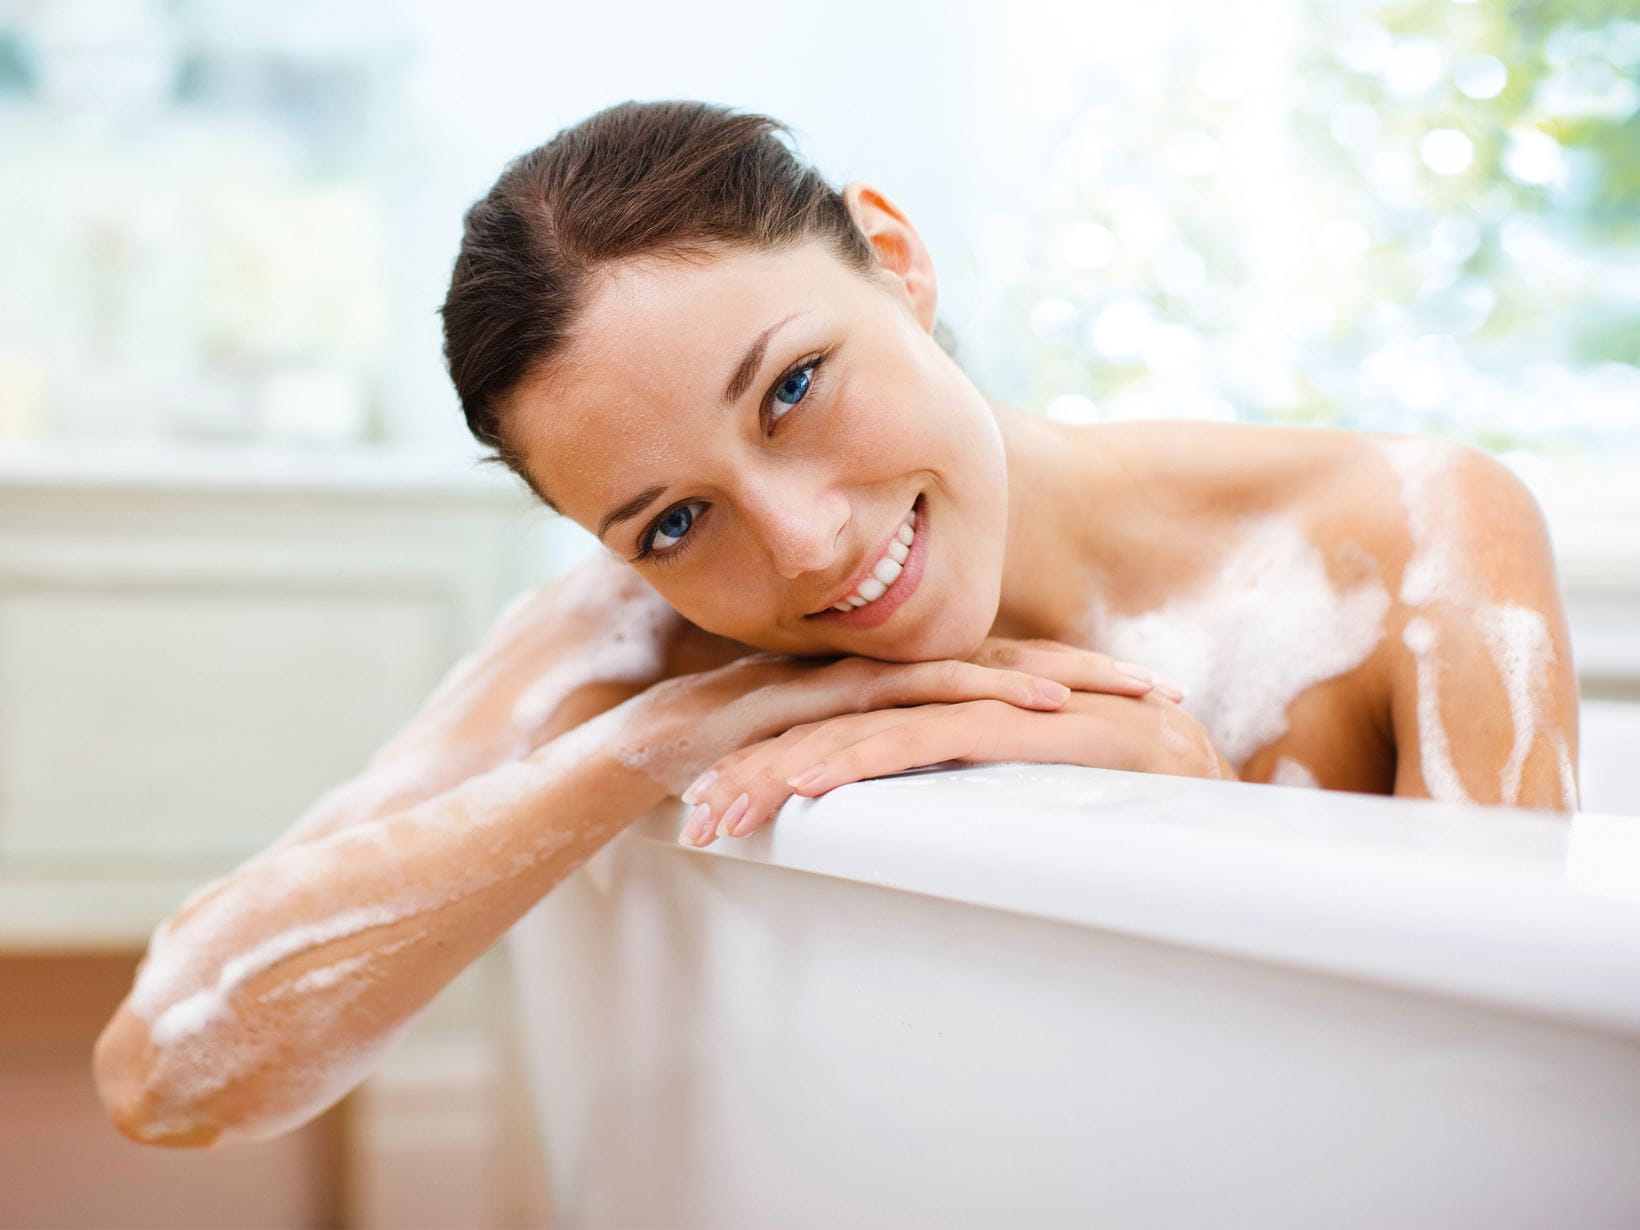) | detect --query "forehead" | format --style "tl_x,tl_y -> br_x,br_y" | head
510,240 -> 859,520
